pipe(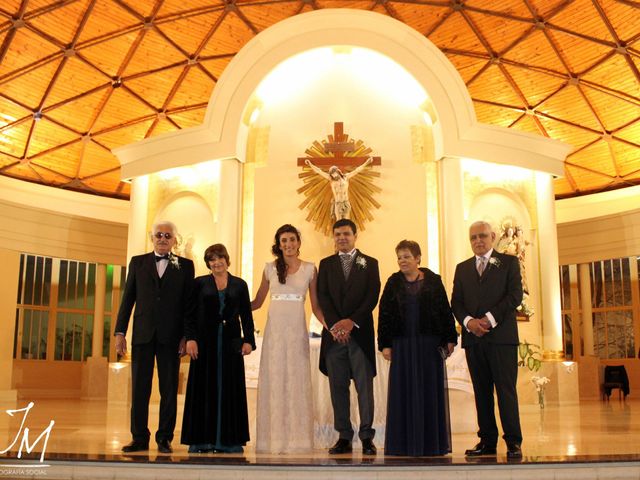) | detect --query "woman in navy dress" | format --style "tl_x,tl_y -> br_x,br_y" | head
378,240 -> 457,456
181,244 -> 256,453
